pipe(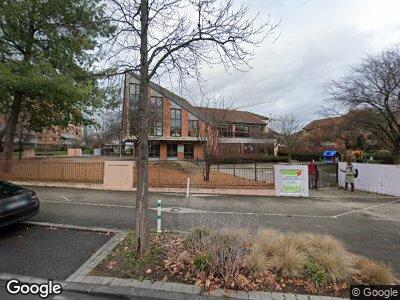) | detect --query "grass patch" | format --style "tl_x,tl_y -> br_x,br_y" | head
91,231 -> 169,280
